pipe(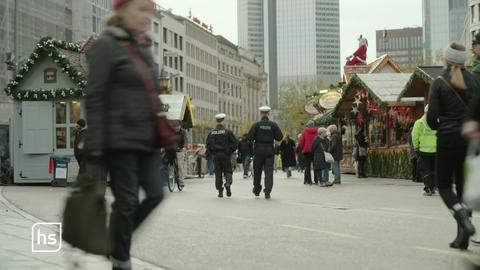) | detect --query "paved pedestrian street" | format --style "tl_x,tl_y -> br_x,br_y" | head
2,172 -> 480,270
